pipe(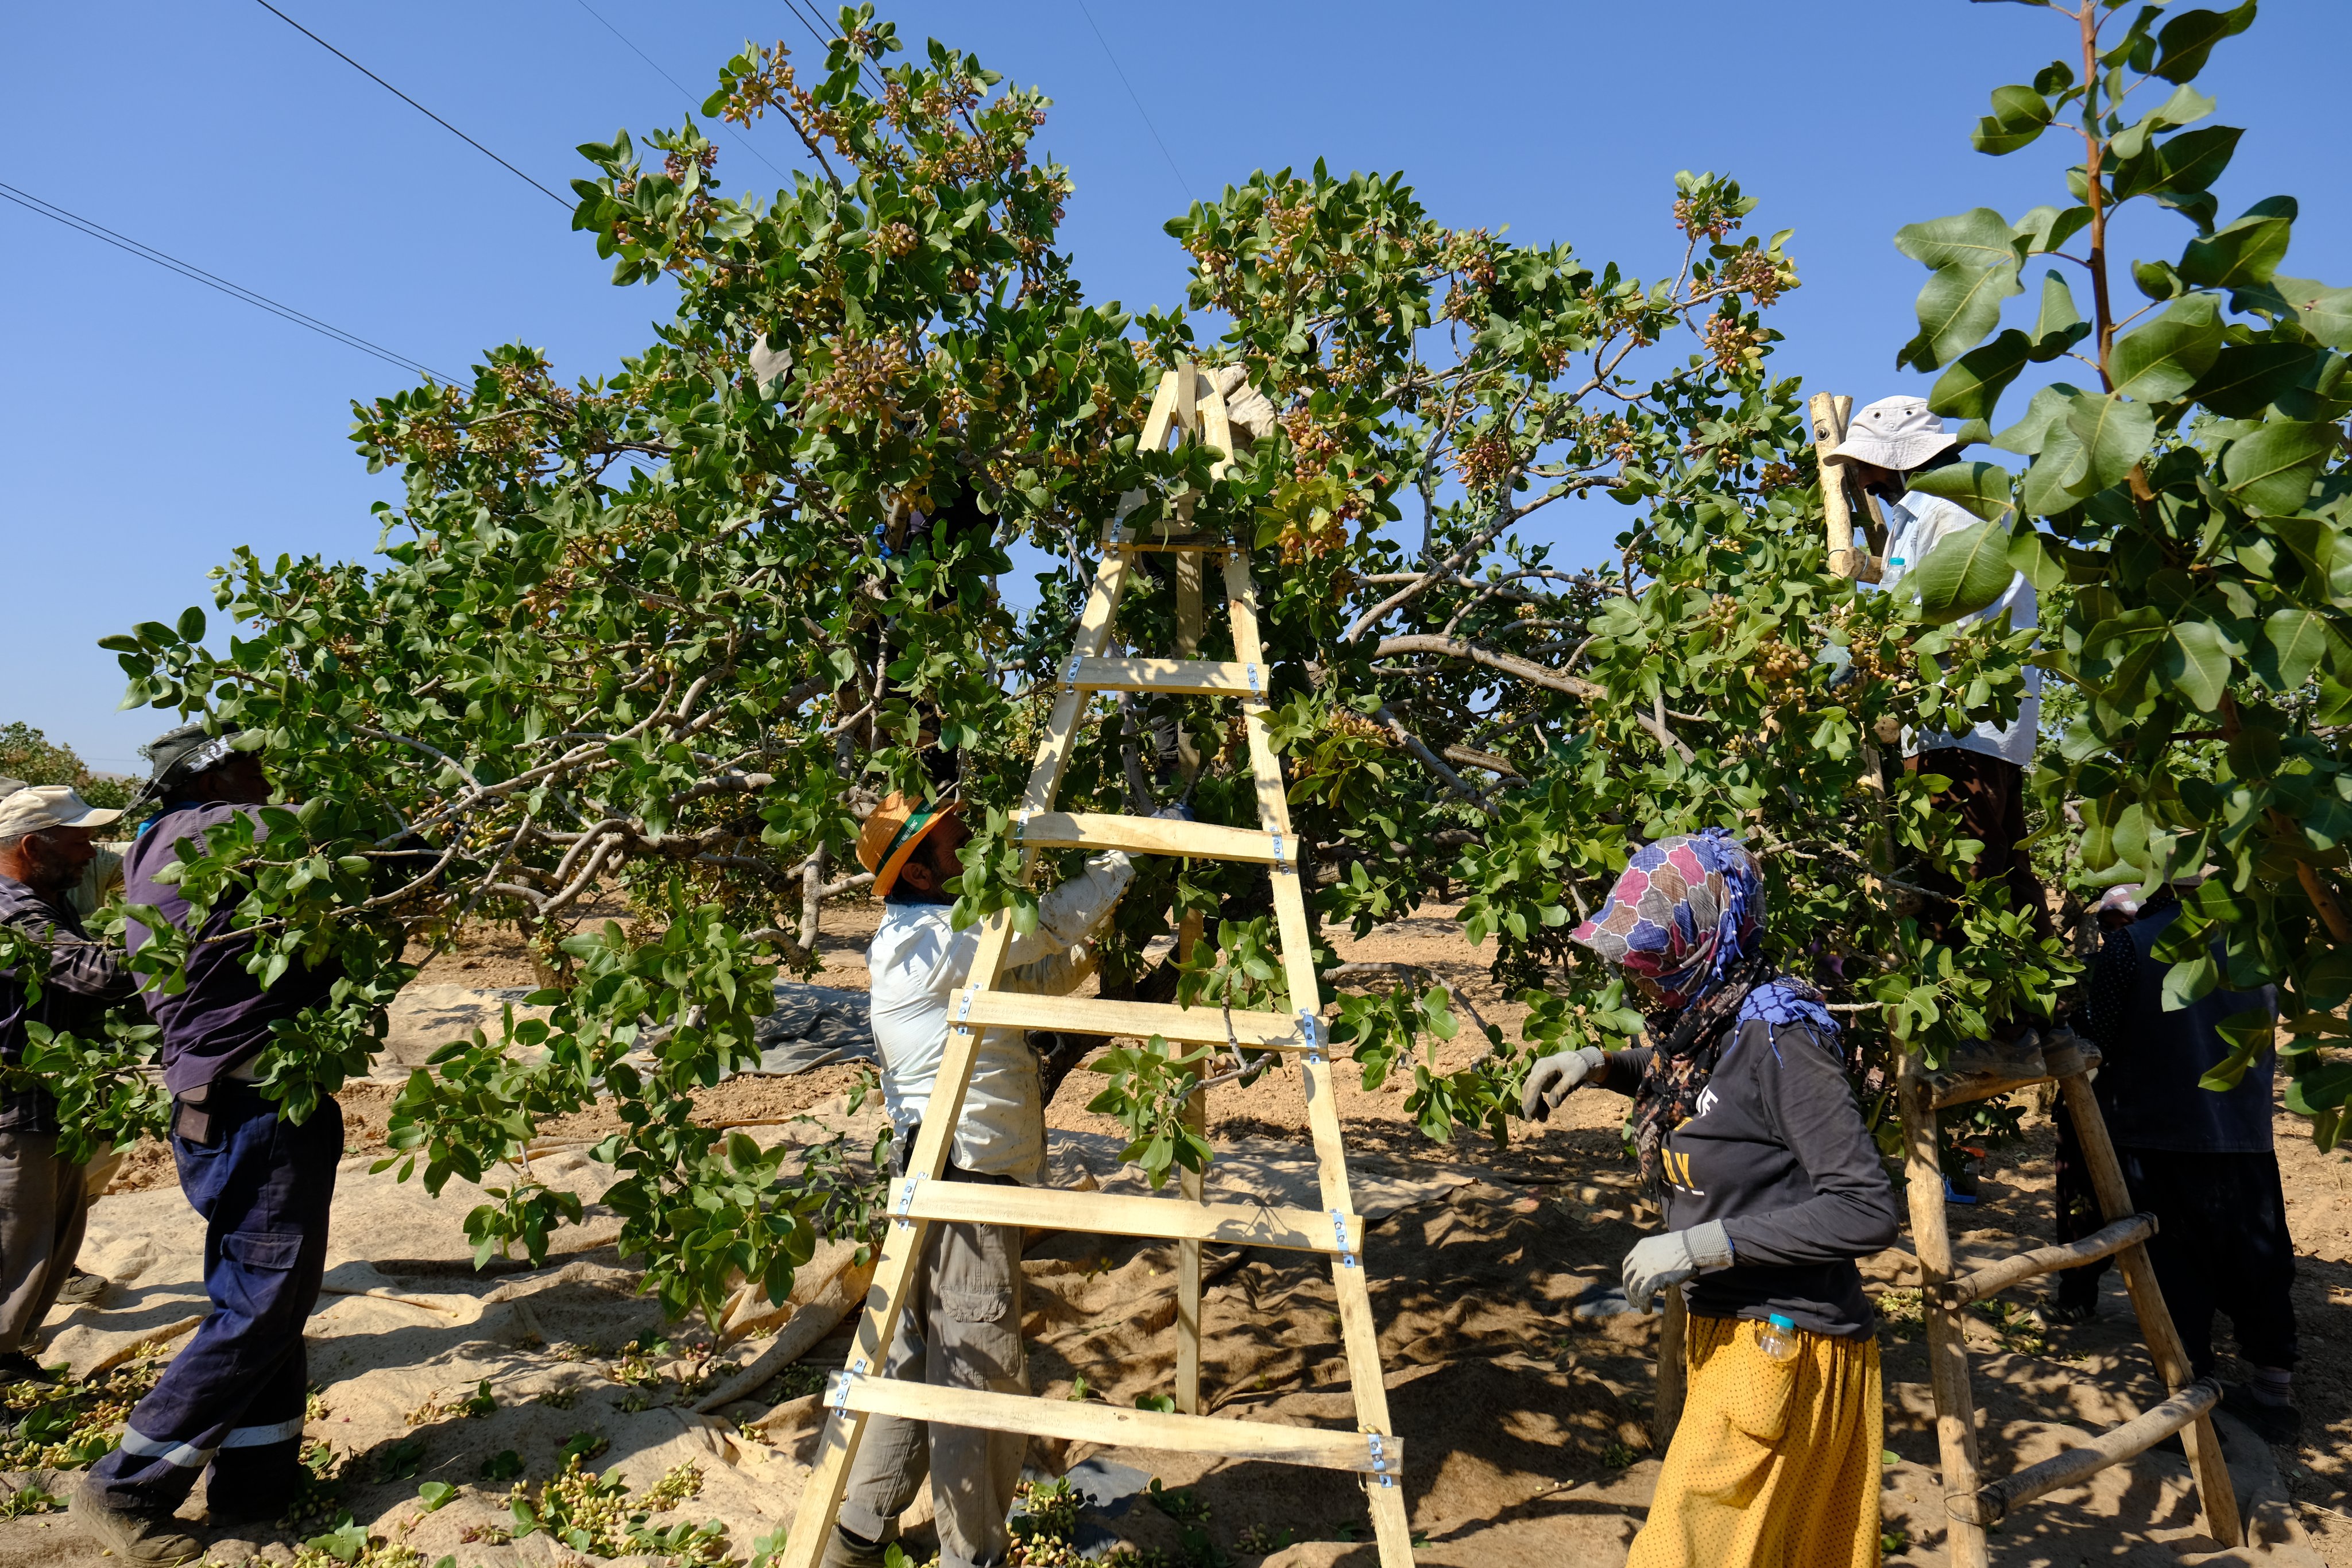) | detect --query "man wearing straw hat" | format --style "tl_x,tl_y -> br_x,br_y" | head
1825,397 -> 2052,1089
825,789 -> 1142,1568
0,784 -> 137,1388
